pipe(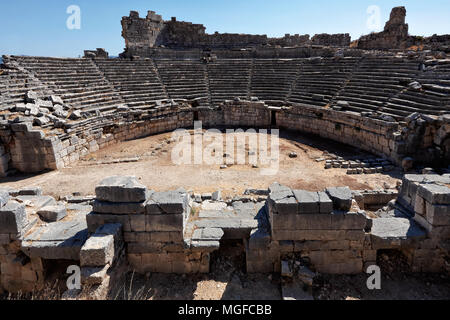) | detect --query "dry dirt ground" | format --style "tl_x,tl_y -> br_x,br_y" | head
0,130 -> 401,199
